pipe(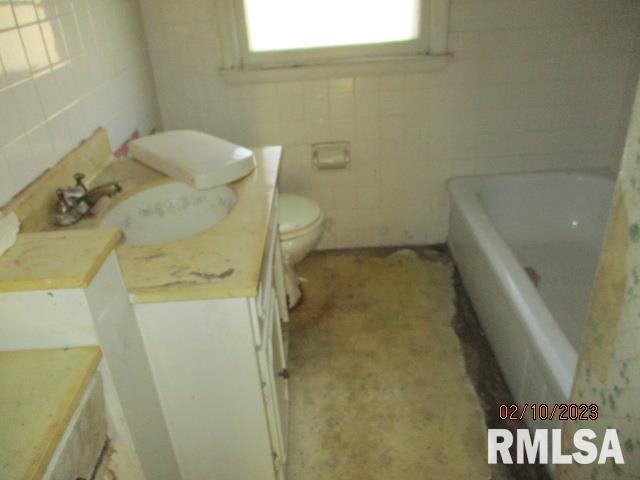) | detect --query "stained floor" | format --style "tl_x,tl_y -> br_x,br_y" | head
286,249 -> 491,479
